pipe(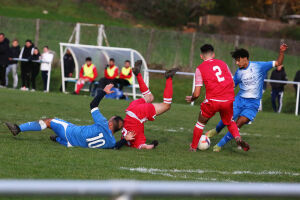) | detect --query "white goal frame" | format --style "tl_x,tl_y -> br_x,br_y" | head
59,43 -> 149,99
